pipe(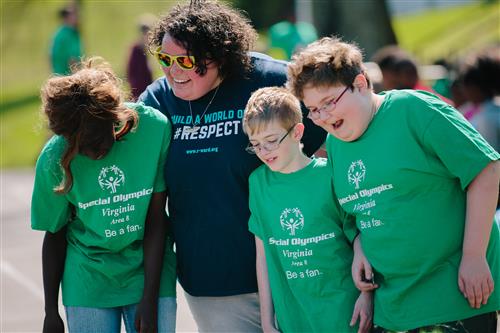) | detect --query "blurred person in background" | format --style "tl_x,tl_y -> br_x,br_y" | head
49,3 -> 83,75
371,45 -> 453,105
431,58 -> 454,100
127,14 -> 156,101
459,48 -> 500,153
267,4 -> 317,60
